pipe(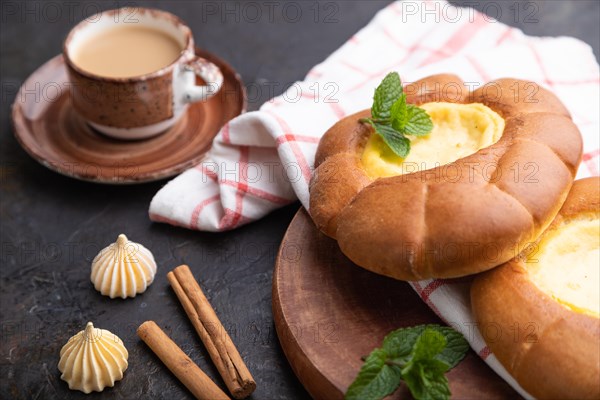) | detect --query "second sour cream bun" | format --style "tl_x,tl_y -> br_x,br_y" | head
471,177 -> 600,399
